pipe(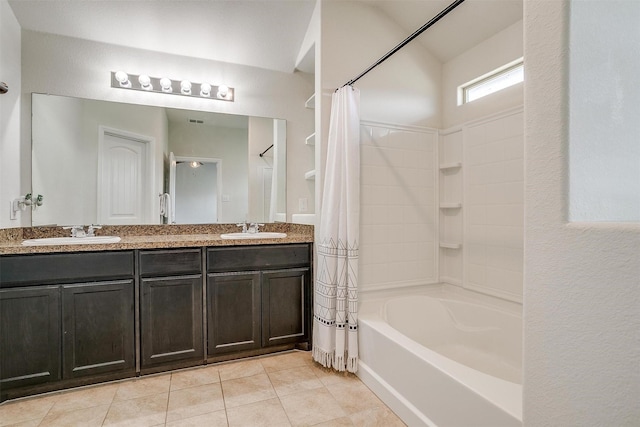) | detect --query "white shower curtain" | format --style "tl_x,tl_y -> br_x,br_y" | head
312,86 -> 360,373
